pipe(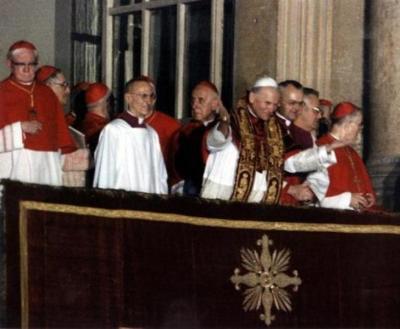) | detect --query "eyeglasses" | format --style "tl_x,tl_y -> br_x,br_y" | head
128,92 -> 156,101
11,61 -> 38,69
52,80 -> 69,88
